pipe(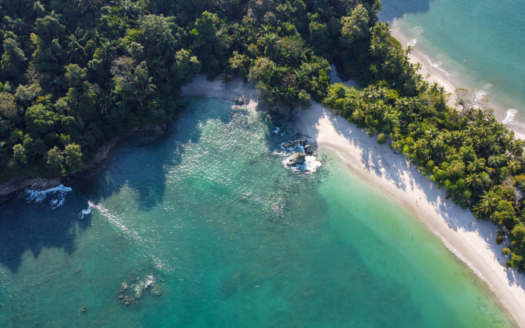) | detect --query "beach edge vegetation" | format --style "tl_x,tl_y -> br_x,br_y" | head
1,0 -> 525,271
